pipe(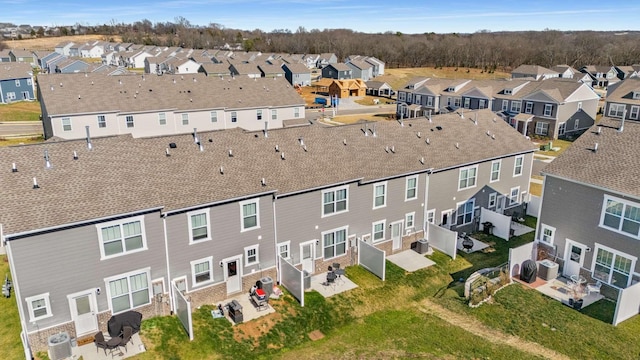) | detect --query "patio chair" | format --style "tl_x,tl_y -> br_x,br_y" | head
94,331 -> 118,356
119,326 -> 134,352
586,280 -> 602,295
